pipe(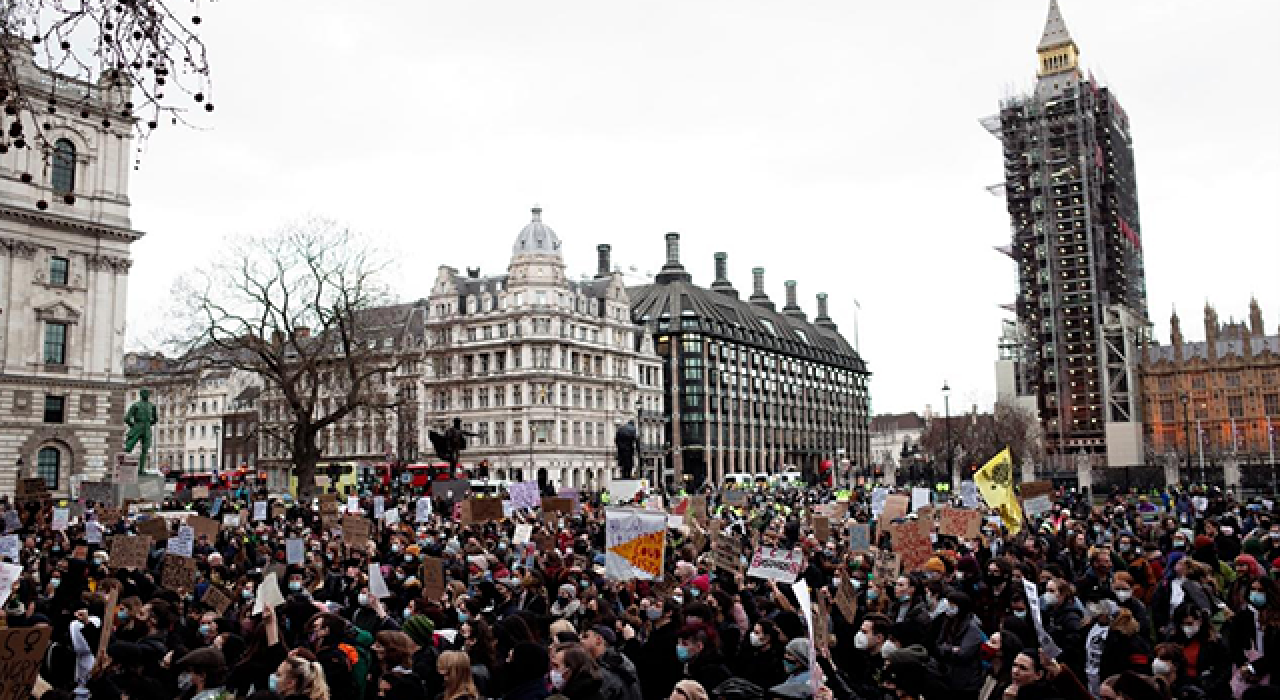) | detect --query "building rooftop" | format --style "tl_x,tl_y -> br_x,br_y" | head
870,413 -> 926,433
